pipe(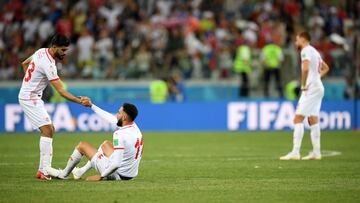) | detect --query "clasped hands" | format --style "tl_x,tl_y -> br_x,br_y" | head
79,96 -> 92,107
